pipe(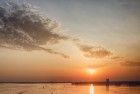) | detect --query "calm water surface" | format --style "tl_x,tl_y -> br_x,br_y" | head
0,83 -> 140,94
